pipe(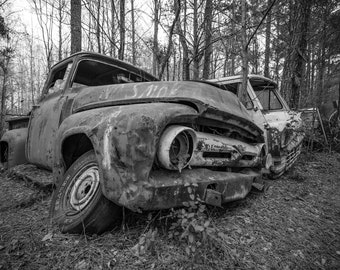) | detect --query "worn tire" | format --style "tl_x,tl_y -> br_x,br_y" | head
50,150 -> 121,234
